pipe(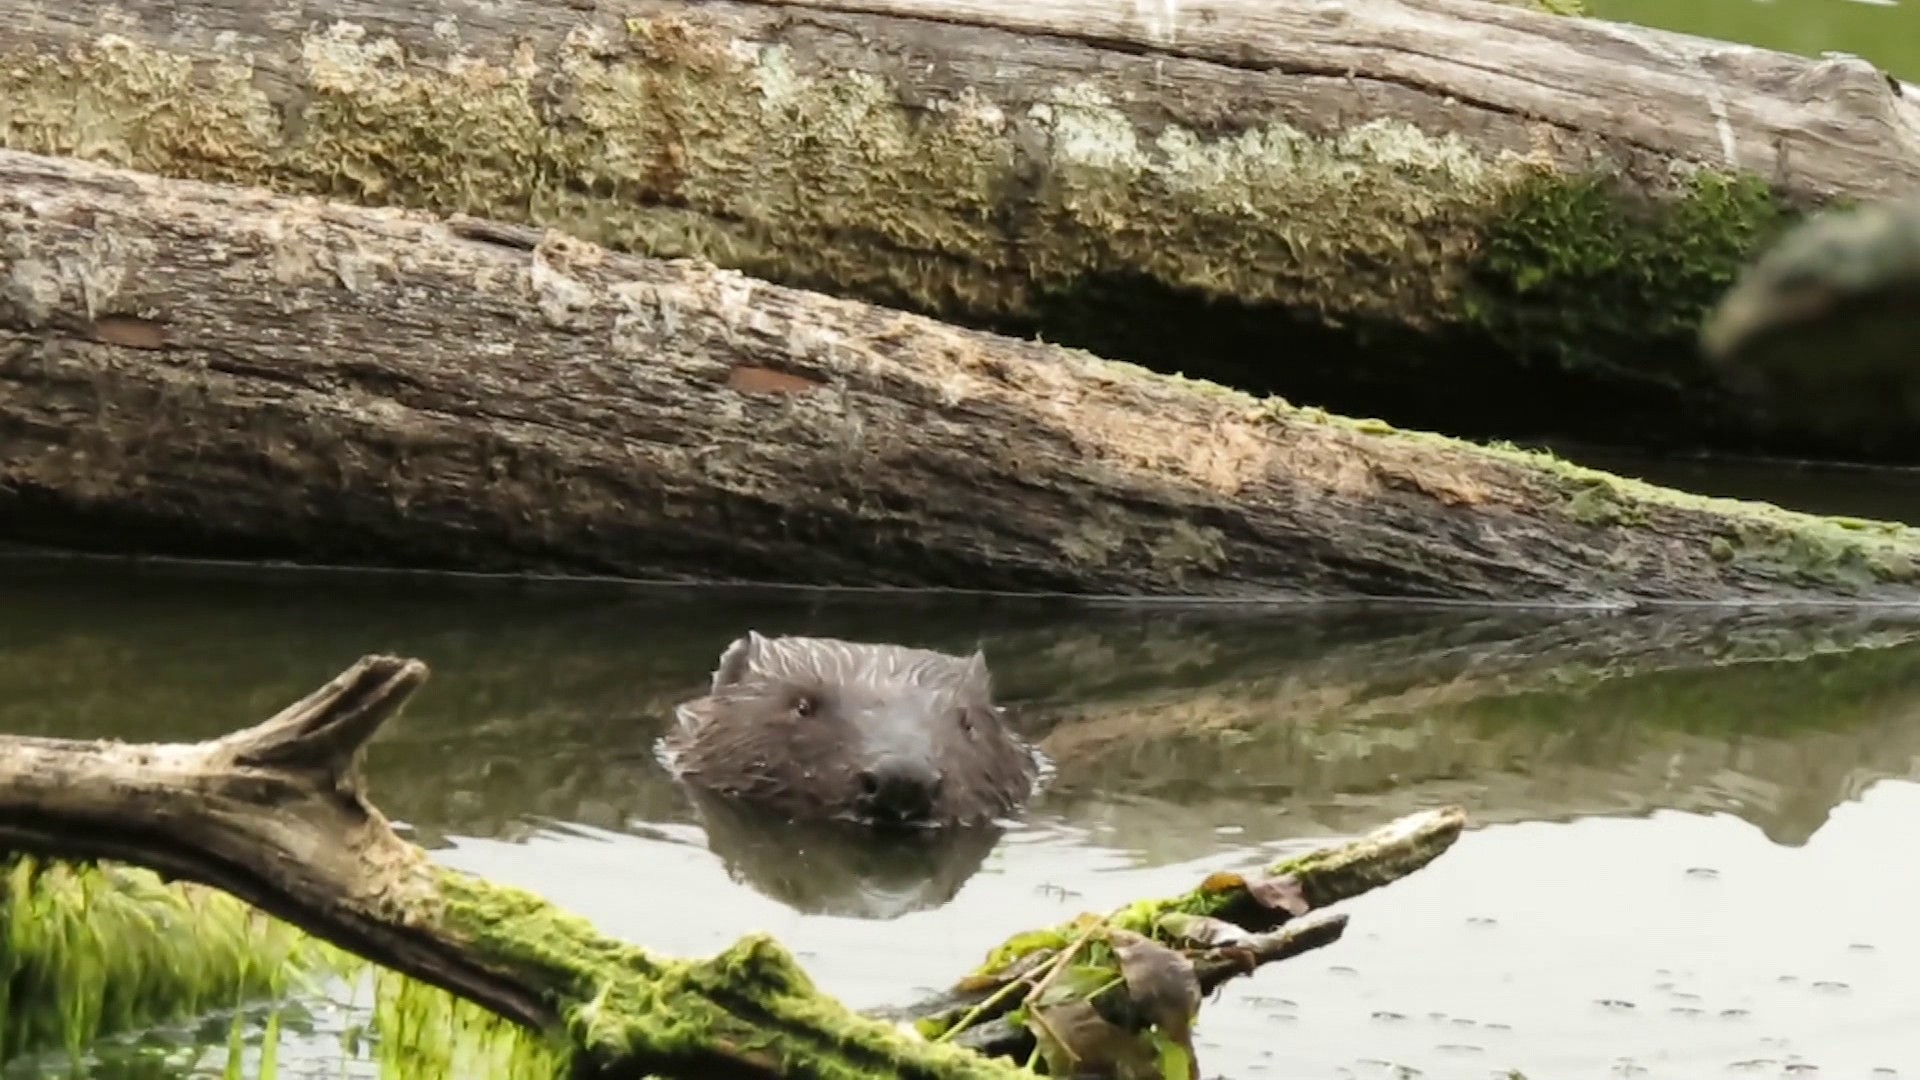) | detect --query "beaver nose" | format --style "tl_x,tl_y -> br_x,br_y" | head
855,759 -> 943,824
